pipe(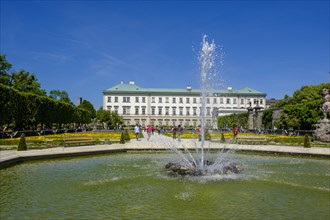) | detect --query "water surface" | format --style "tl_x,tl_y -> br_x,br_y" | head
1,153 -> 329,219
